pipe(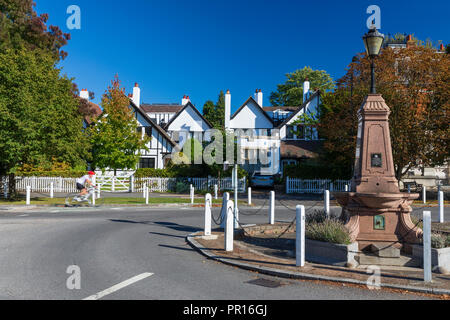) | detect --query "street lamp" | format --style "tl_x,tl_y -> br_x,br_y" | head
363,27 -> 385,94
